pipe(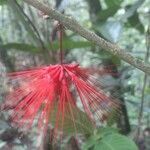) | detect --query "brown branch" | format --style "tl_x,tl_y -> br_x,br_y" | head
23,0 -> 150,75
